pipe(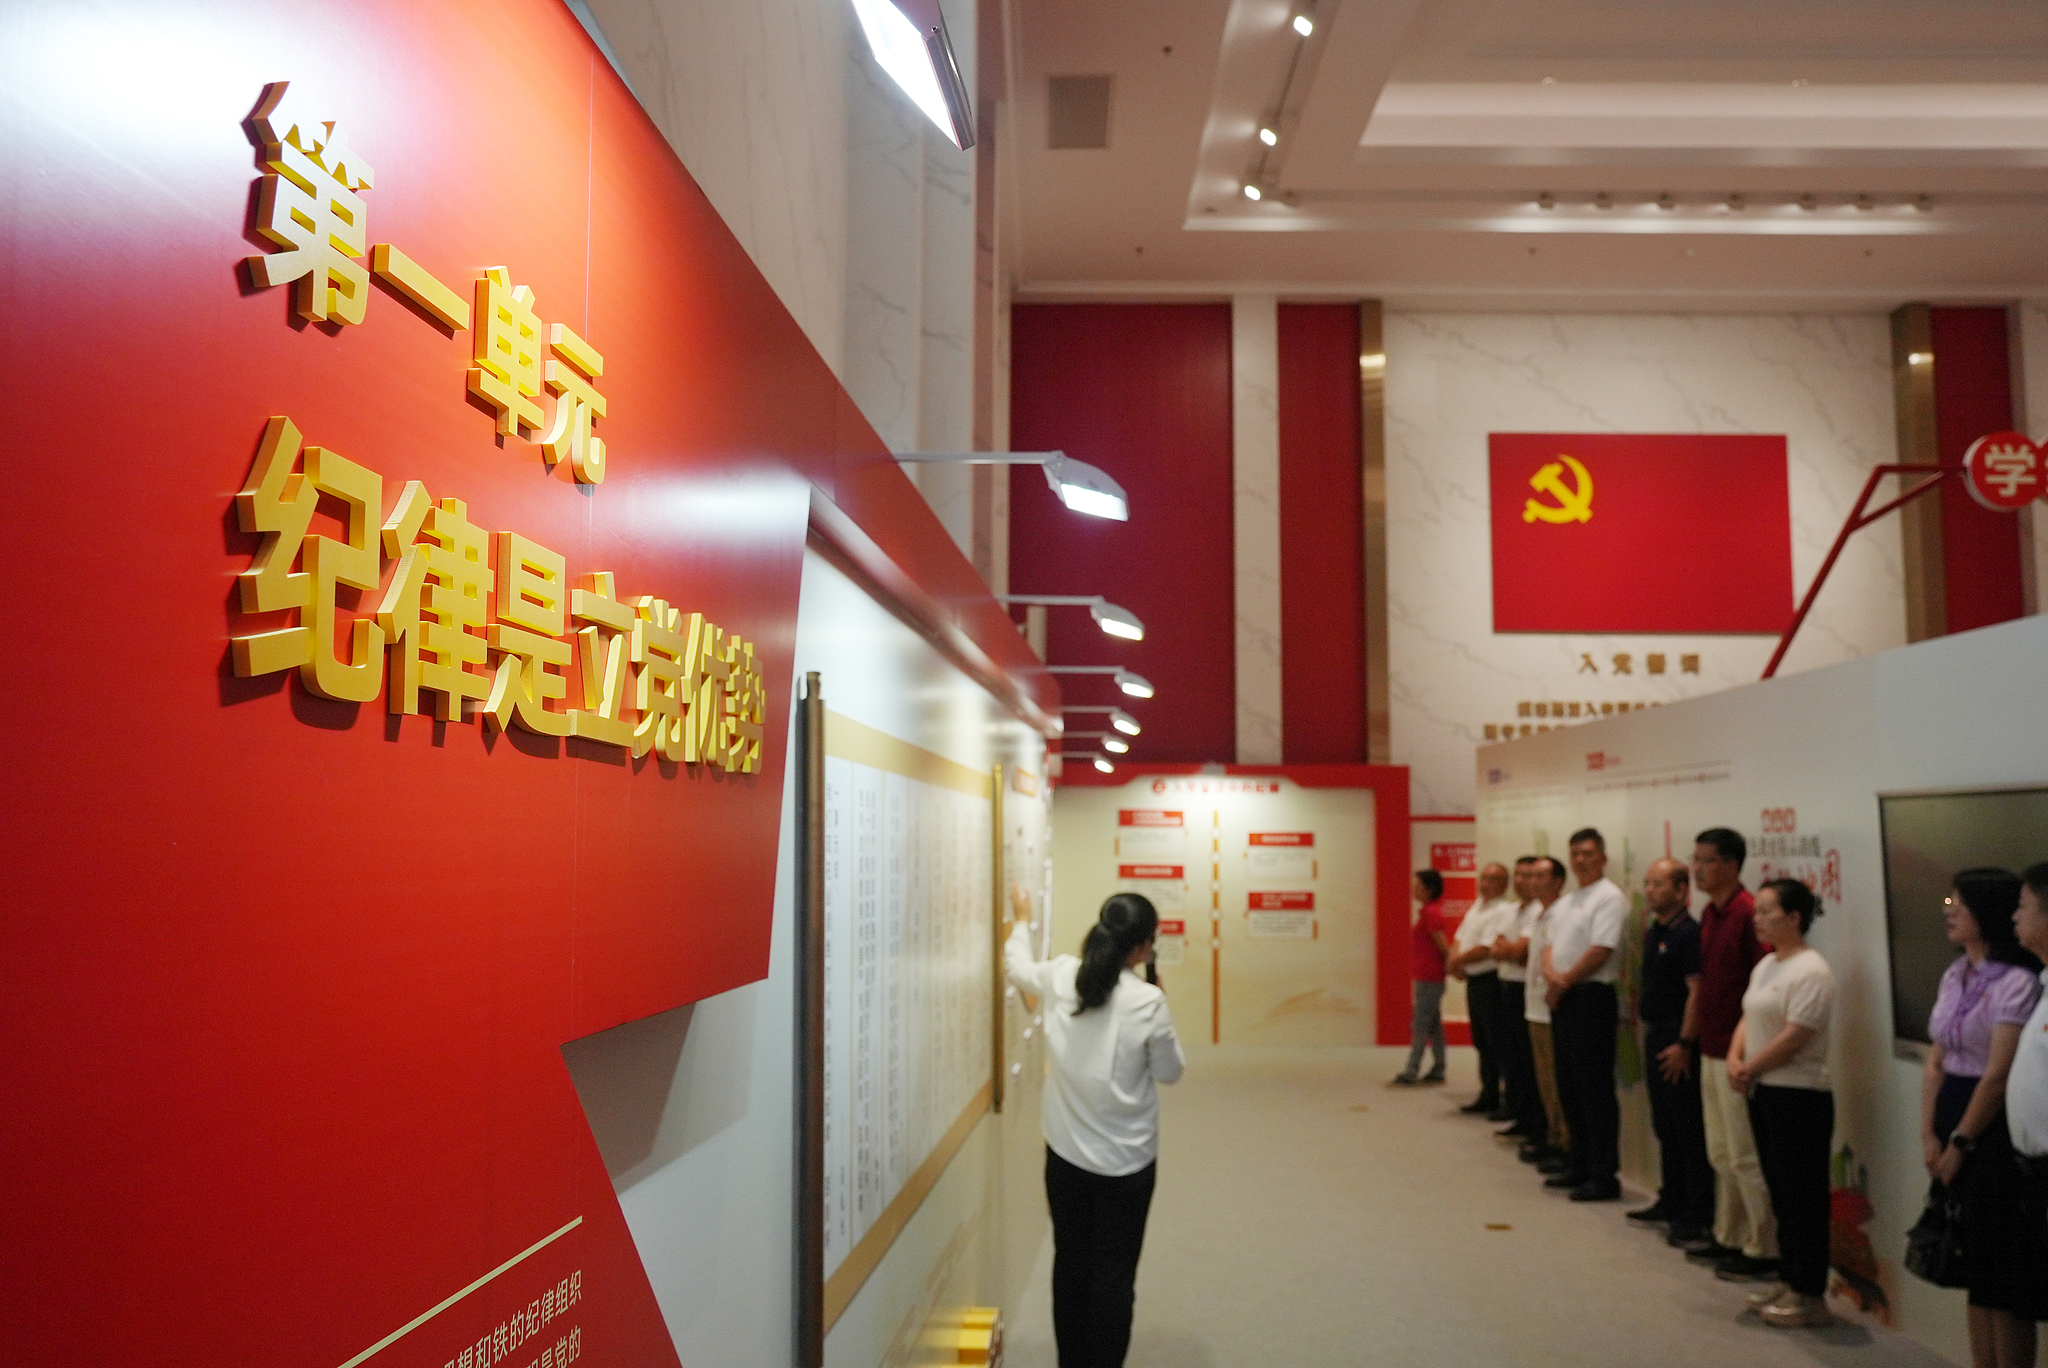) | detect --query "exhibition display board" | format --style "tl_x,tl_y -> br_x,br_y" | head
0,5 -> 1054,1366
1053,766 -> 1409,1046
